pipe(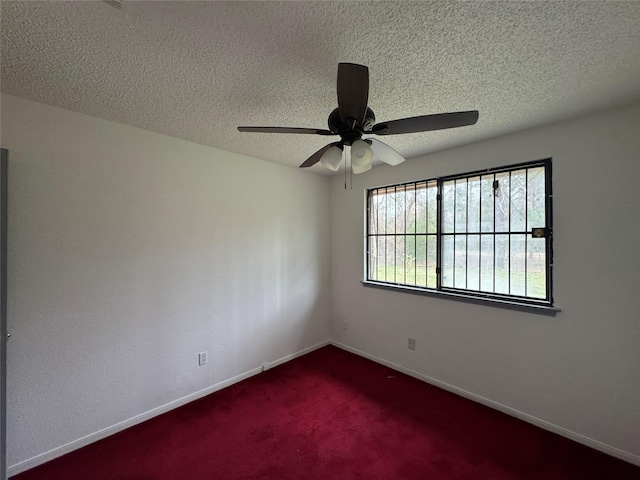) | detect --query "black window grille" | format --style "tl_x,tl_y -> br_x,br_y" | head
366,158 -> 553,306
